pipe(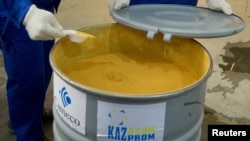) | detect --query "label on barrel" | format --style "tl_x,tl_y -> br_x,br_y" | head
97,101 -> 166,141
53,73 -> 87,135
